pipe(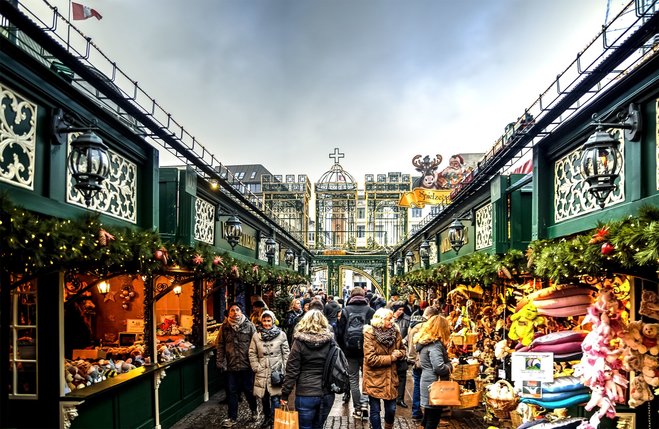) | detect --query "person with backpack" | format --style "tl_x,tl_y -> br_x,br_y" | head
362,308 -> 406,429
280,309 -> 335,429
336,286 -> 375,419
